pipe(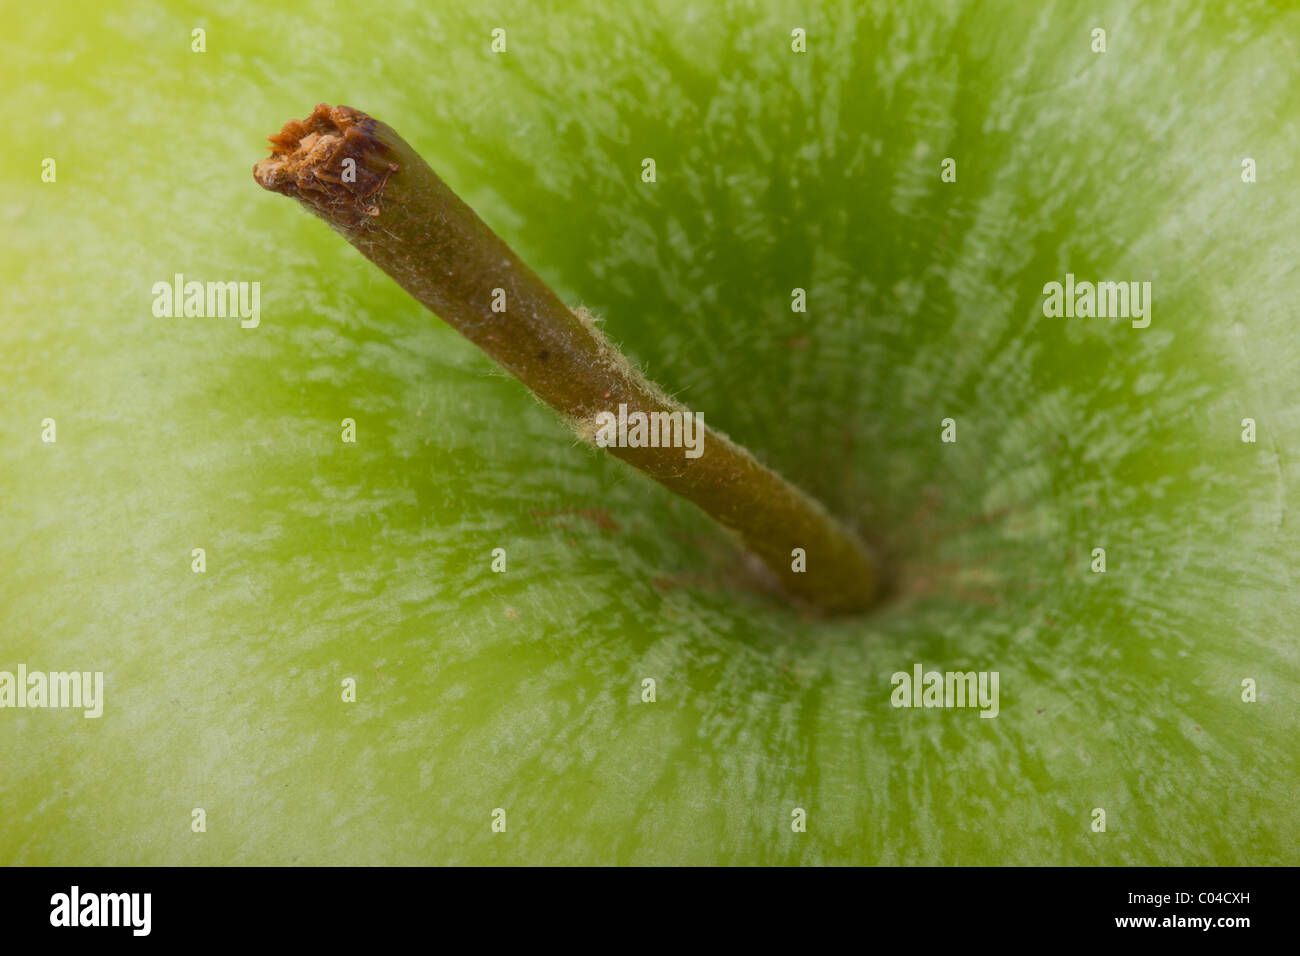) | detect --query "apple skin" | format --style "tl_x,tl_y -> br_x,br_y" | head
2,0 -> 1298,865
